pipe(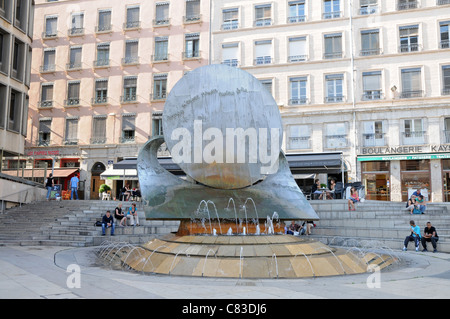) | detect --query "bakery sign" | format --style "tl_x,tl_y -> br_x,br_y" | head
361,144 -> 450,155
